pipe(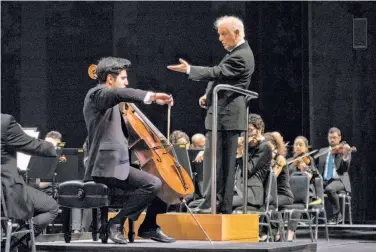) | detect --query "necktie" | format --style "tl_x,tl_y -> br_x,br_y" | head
325,153 -> 334,180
